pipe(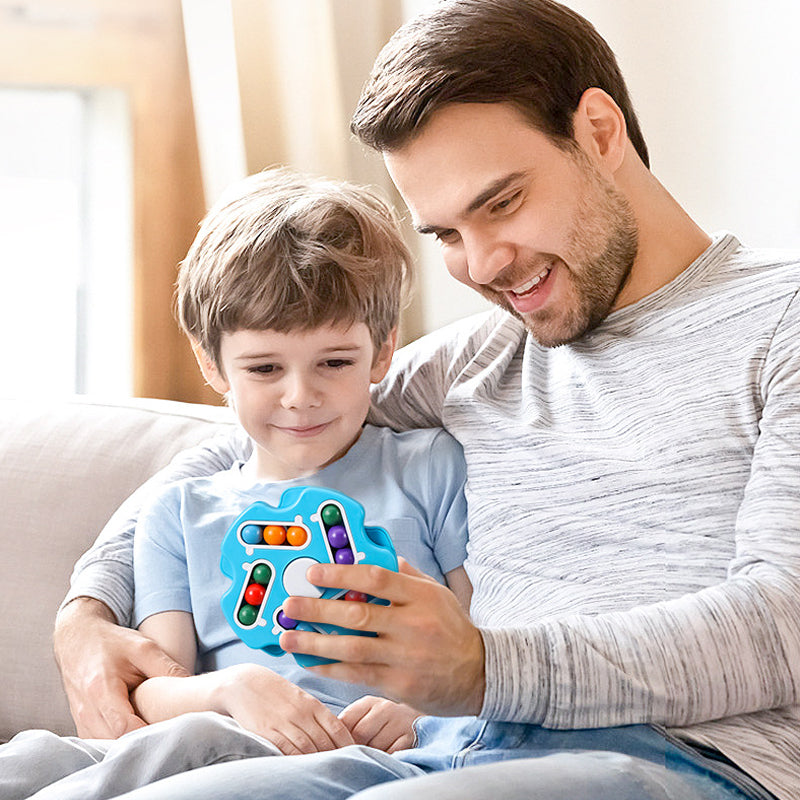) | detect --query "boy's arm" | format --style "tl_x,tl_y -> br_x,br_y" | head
54,429 -> 250,739
131,611 -> 356,755
444,566 -> 473,611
